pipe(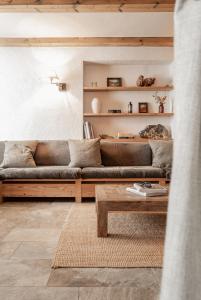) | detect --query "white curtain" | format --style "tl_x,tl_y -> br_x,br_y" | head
160,1 -> 201,299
